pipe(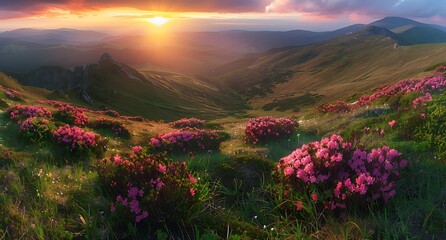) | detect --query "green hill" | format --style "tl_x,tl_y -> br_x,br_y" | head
212,27 -> 446,113
399,26 -> 446,44
85,55 -> 247,121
